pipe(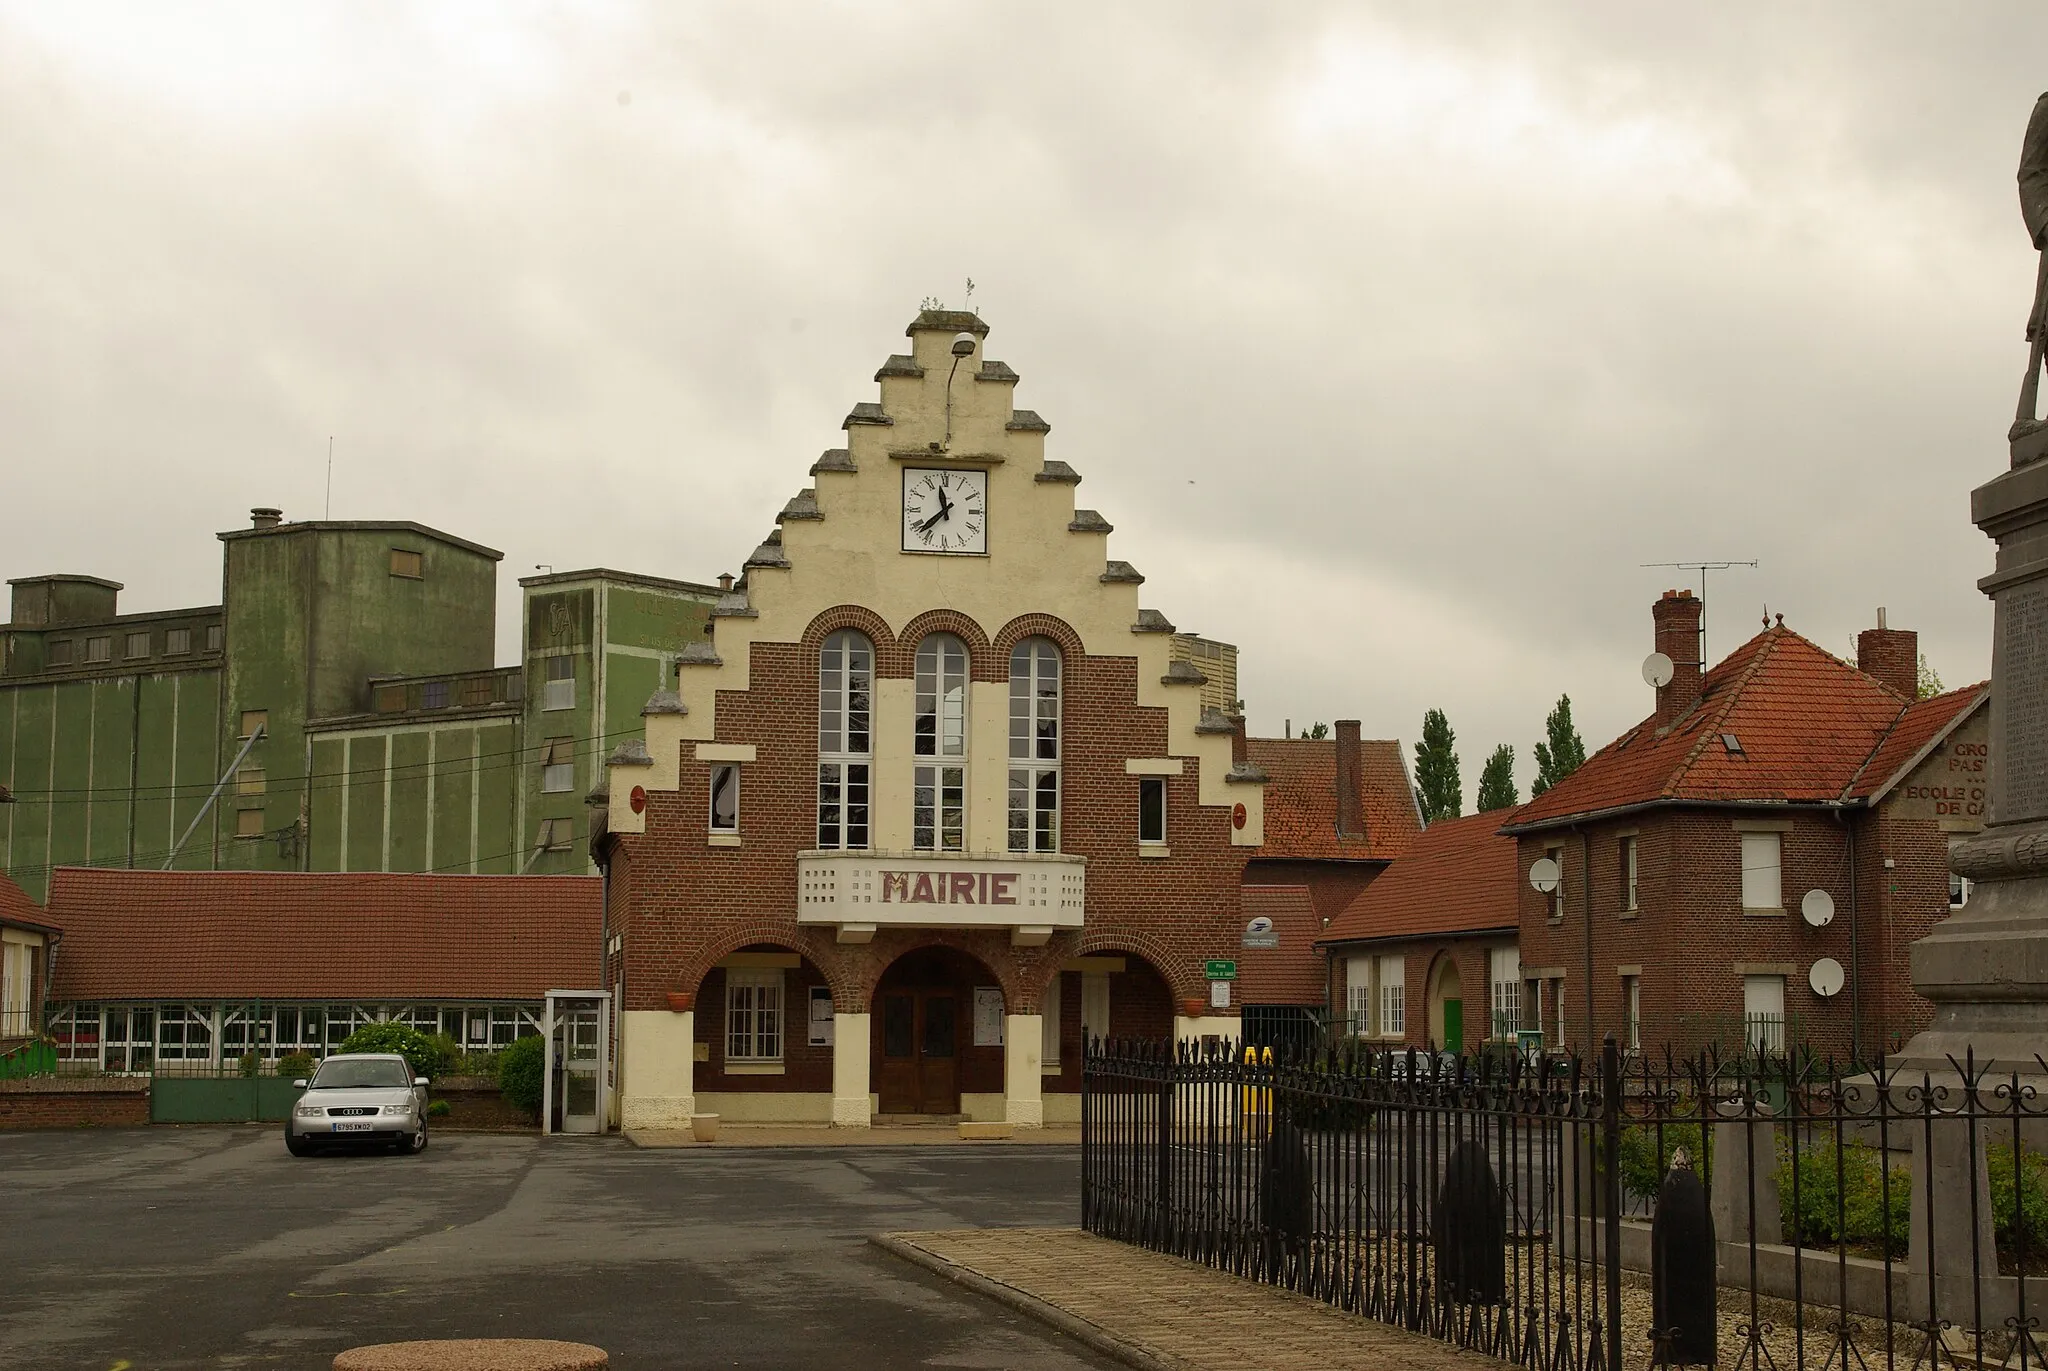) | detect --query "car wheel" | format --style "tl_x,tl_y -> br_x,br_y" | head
405,1124 -> 429,1155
